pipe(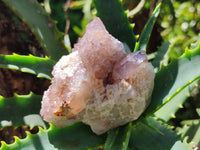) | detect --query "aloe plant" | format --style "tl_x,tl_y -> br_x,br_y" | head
0,0 -> 200,149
